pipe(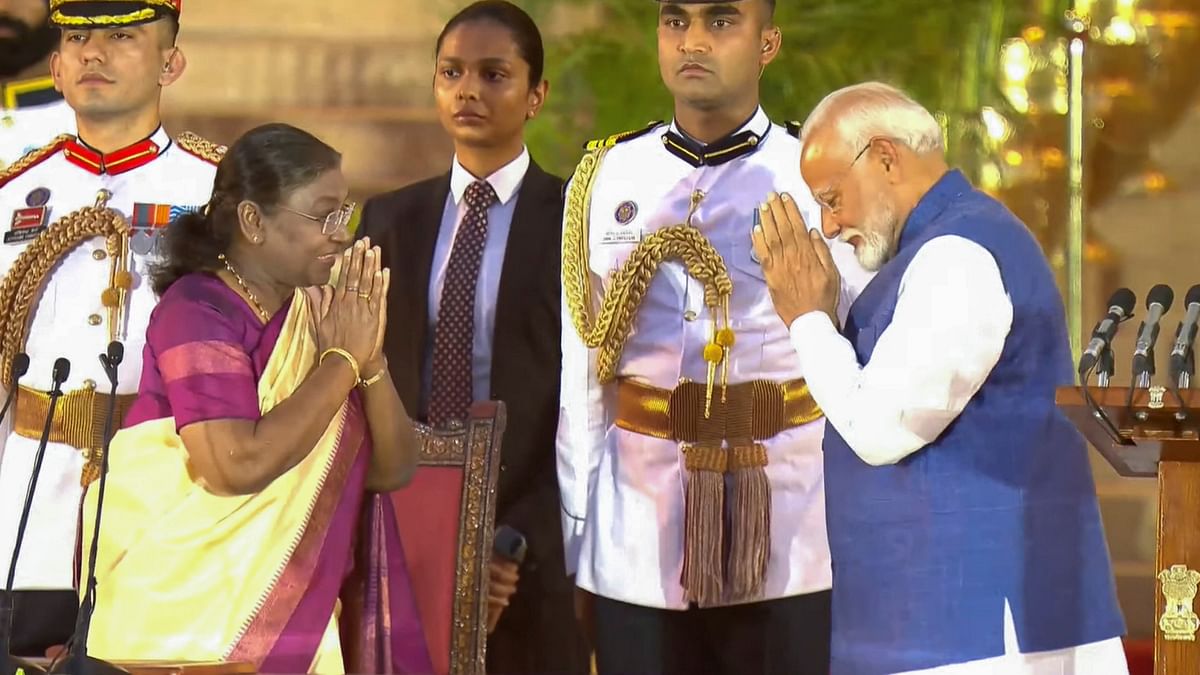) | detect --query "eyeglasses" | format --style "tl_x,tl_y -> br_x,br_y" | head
279,201 -> 357,235
812,141 -> 875,215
